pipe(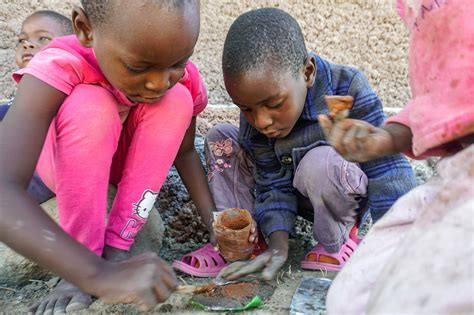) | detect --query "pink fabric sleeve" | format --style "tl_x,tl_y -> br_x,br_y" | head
179,60 -> 208,116
387,104 -> 464,159
386,106 -> 411,129
389,0 -> 474,158
12,48 -> 83,95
